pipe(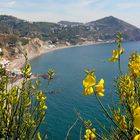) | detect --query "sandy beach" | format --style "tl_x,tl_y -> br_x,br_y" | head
6,40 -> 113,87
7,40 -> 112,70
